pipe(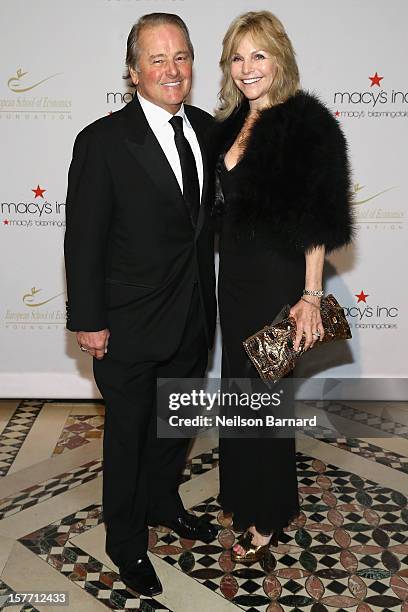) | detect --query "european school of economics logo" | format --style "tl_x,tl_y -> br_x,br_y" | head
343,290 -> 399,331
351,183 -> 404,231
3,287 -> 66,331
0,68 -> 72,121
1,184 -> 66,229
333,71 -> 408,120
